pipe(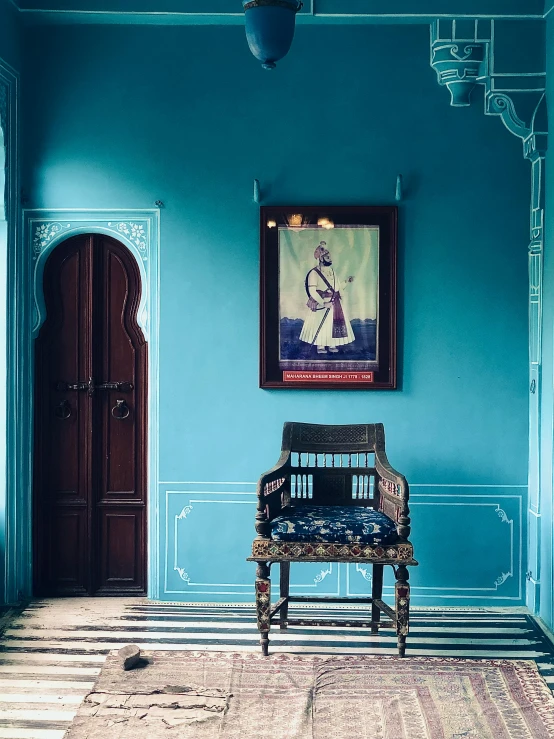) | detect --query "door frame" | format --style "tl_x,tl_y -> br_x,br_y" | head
0,58 -> 20,605
23,209 -> 161,599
